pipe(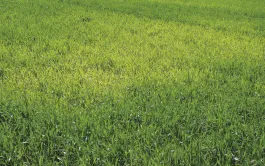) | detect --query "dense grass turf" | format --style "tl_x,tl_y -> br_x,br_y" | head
1,0 -> 265,165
